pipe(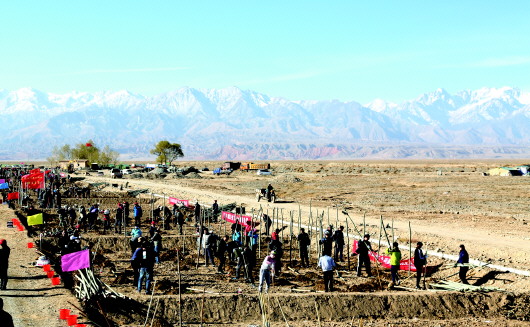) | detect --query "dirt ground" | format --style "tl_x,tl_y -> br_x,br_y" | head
2,159 -> 530,326
87,160 -> 530,271
0,204 -> 85,326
